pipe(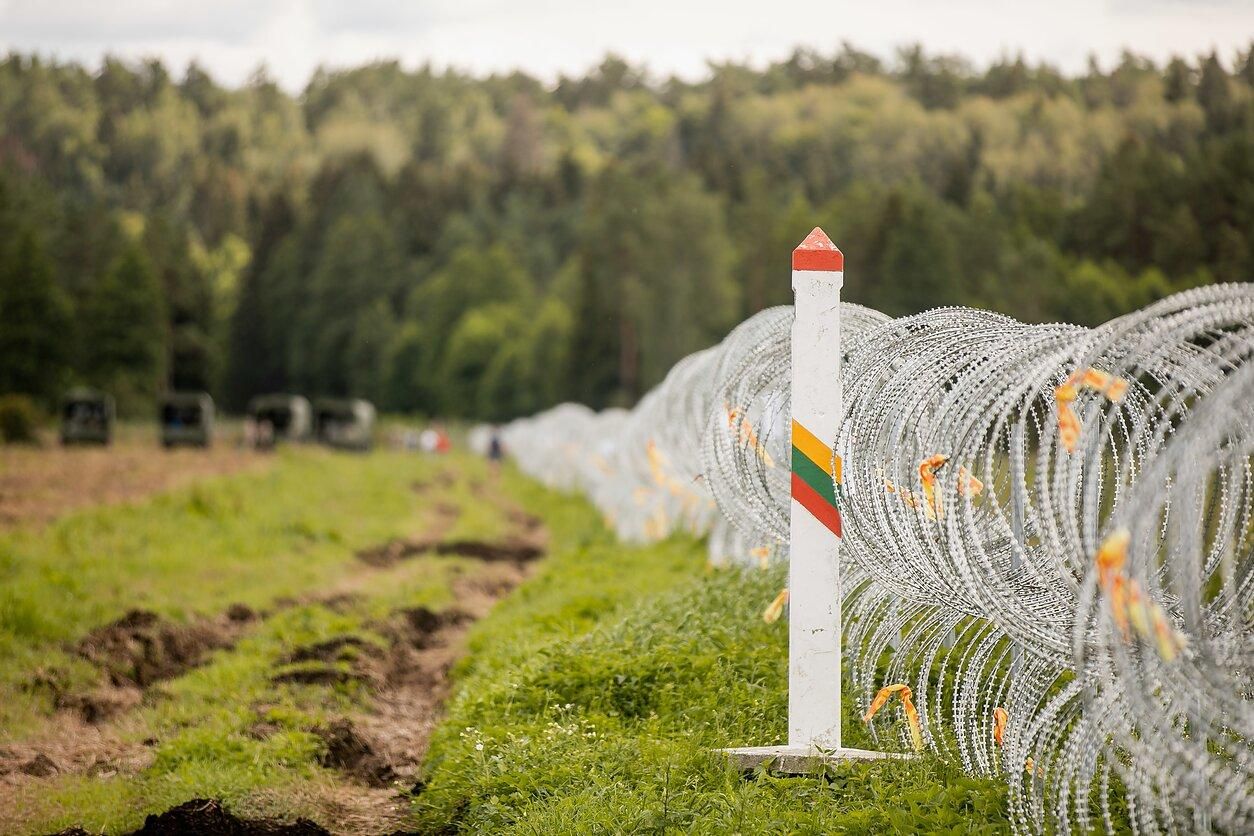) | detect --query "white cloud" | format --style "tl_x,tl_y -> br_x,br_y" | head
0,0 -> 1250,91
